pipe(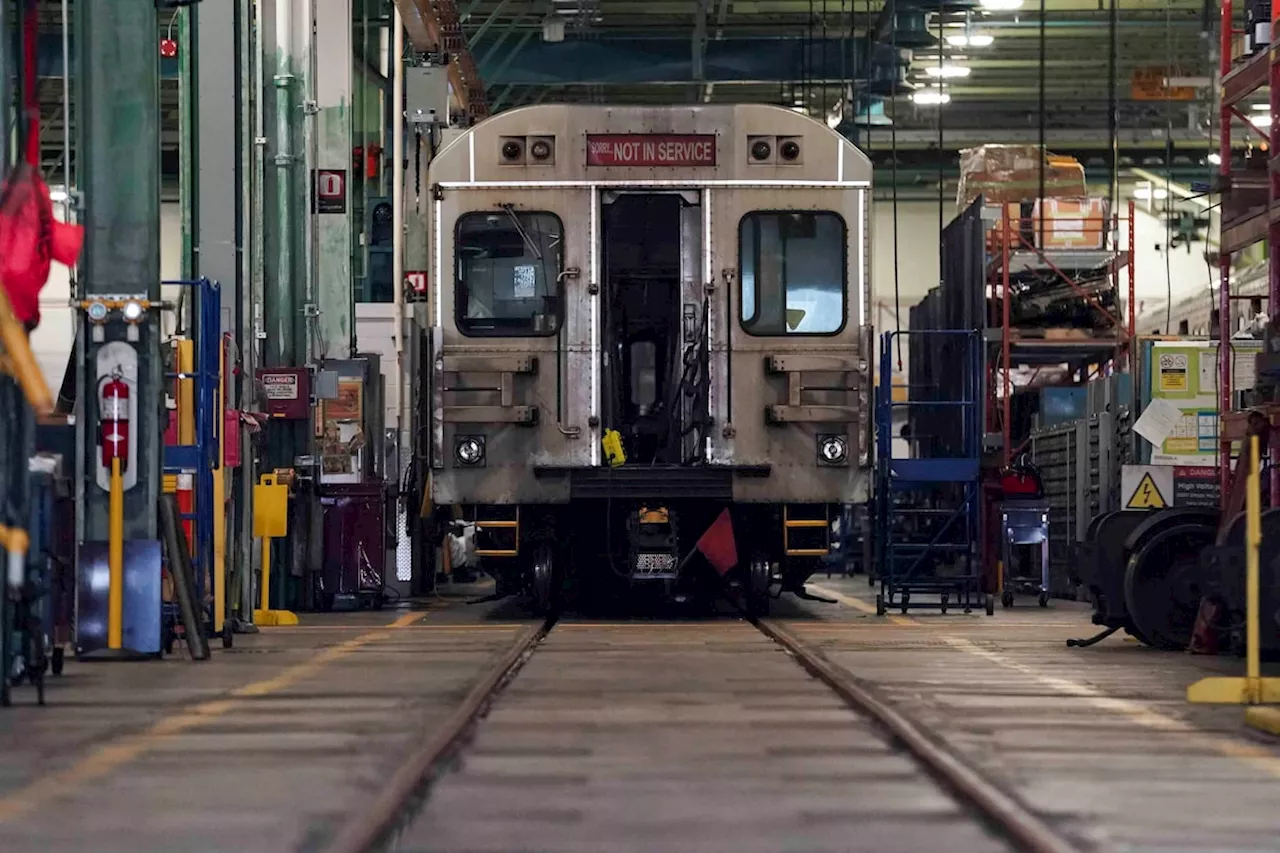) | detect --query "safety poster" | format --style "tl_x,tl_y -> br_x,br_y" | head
1146,340 -> 1260,466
